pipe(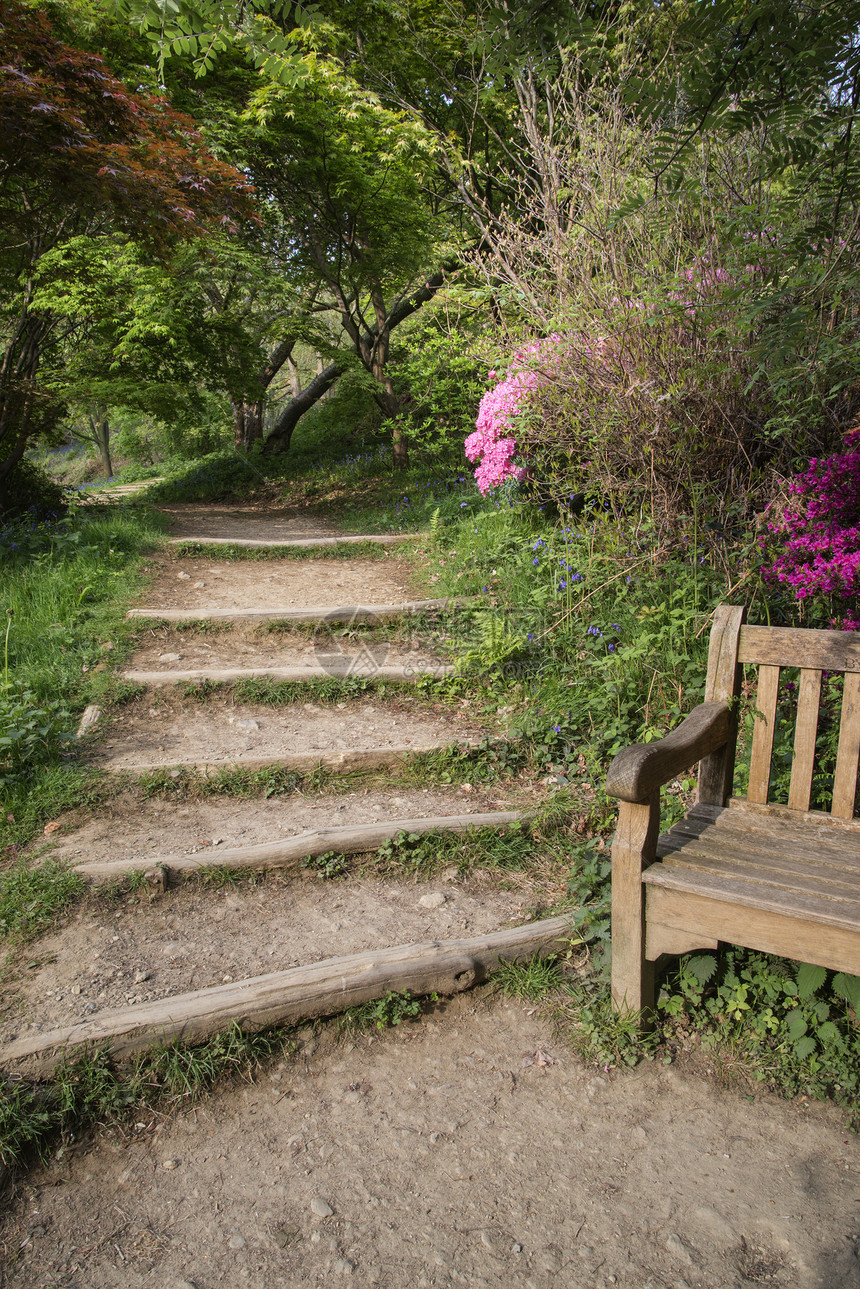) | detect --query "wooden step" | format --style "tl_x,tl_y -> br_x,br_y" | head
127,599 -> 463,624
121,663 -> 453,685
73,810 -> 526,882
102,741 -> 482,777
168,533 -> 416,550
0,915 -> 573,1075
